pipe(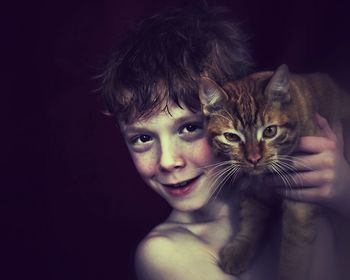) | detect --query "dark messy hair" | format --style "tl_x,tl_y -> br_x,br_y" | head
101,6 -> 254,123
